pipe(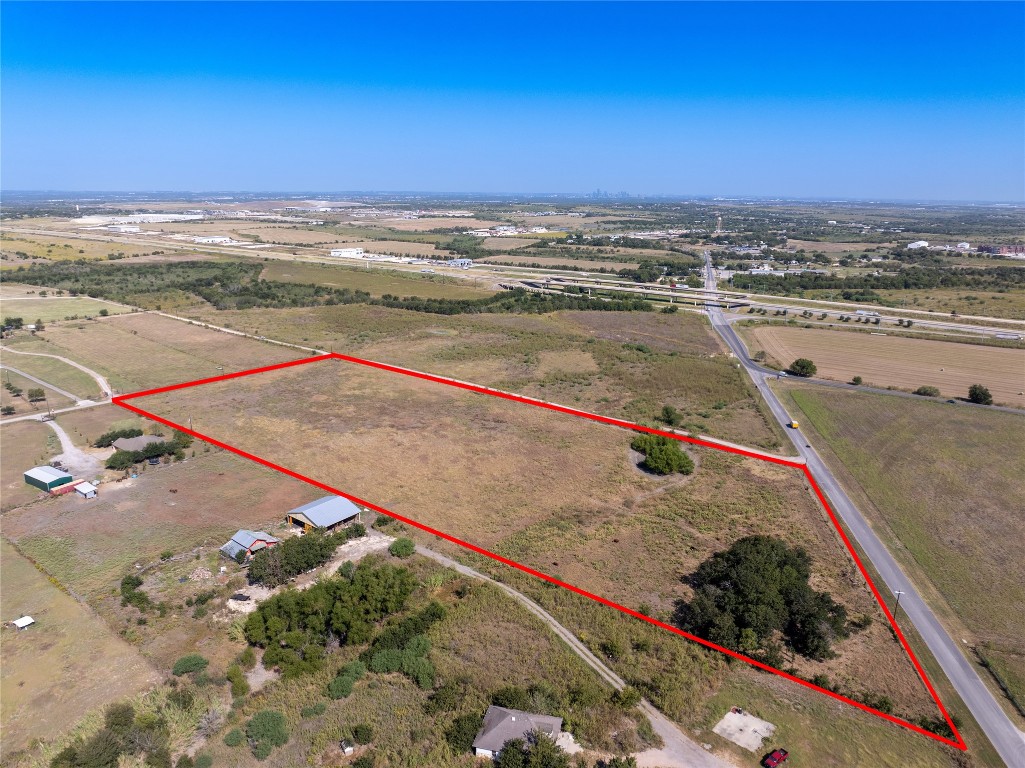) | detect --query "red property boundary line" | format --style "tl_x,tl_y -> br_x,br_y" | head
114,352 -> 966,751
